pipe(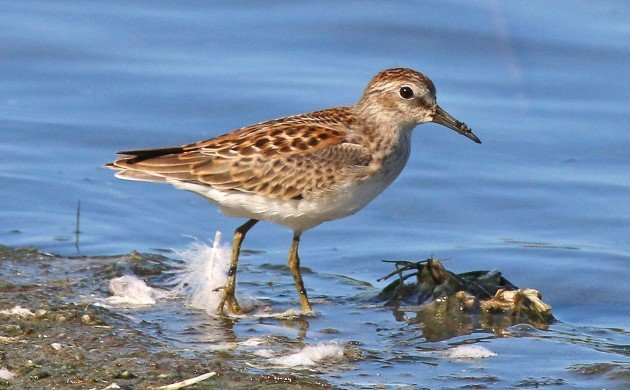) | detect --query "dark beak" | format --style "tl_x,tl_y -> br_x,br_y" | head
432,106 -> 481,144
